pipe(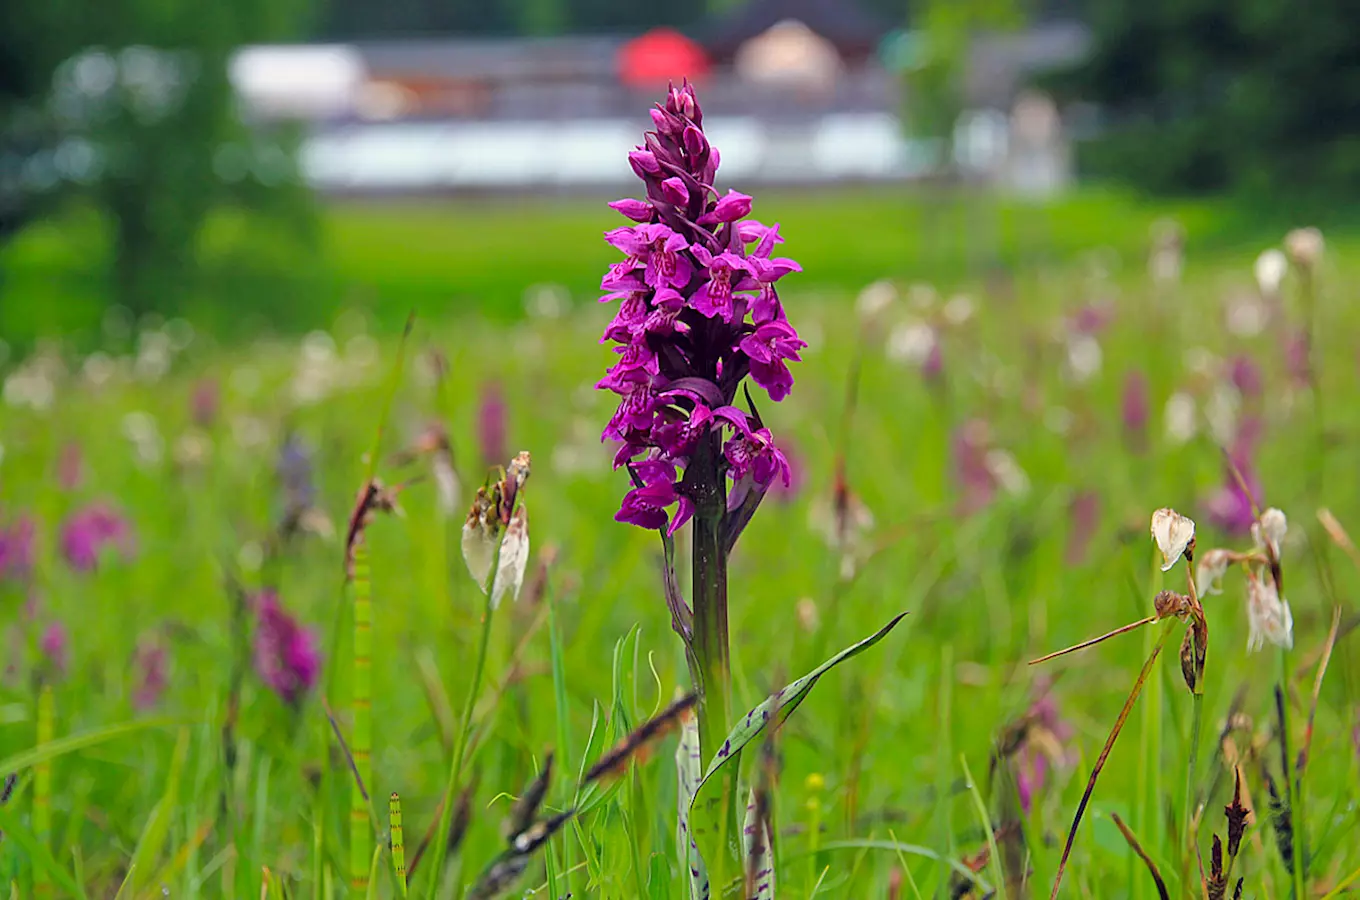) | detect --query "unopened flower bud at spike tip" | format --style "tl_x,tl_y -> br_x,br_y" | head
1151,507 -> 1196,572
